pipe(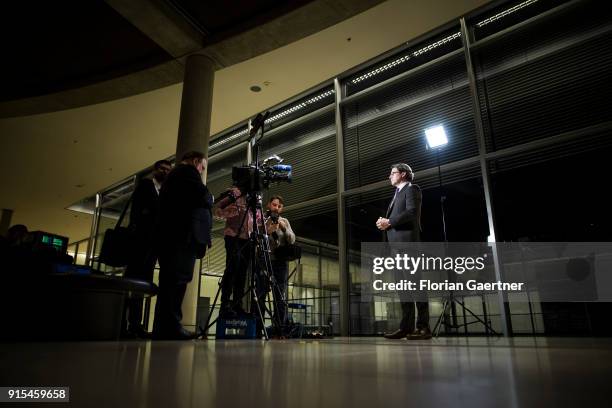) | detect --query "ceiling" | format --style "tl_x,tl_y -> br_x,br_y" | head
0,0 -> 489,242
0,1 -> 171,102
